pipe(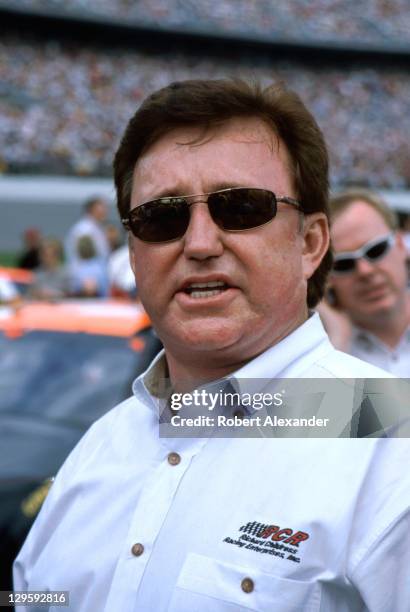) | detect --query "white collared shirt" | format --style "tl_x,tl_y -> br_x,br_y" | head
349,326 -> 410,377
65,216 -> 110,266
14,315 -> 410,611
